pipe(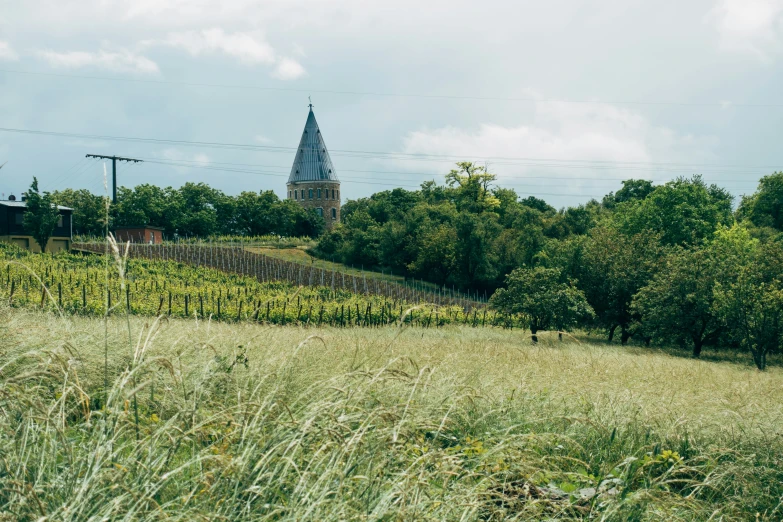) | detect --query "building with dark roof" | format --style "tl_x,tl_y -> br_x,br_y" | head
286,105 -> 341,227
0,198 -> 73,253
